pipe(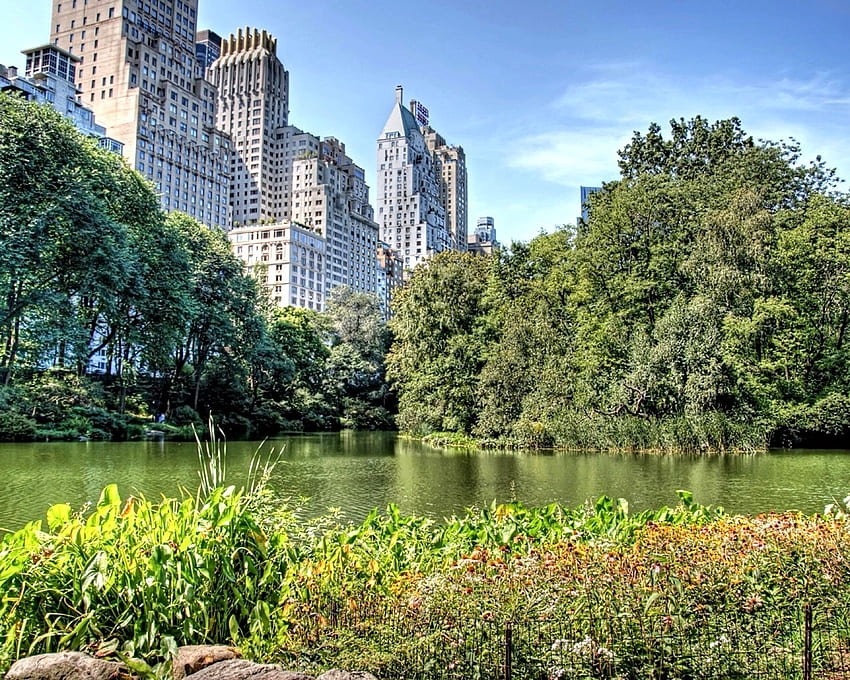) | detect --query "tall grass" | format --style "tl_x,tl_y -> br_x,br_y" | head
507,411 -> 770,452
